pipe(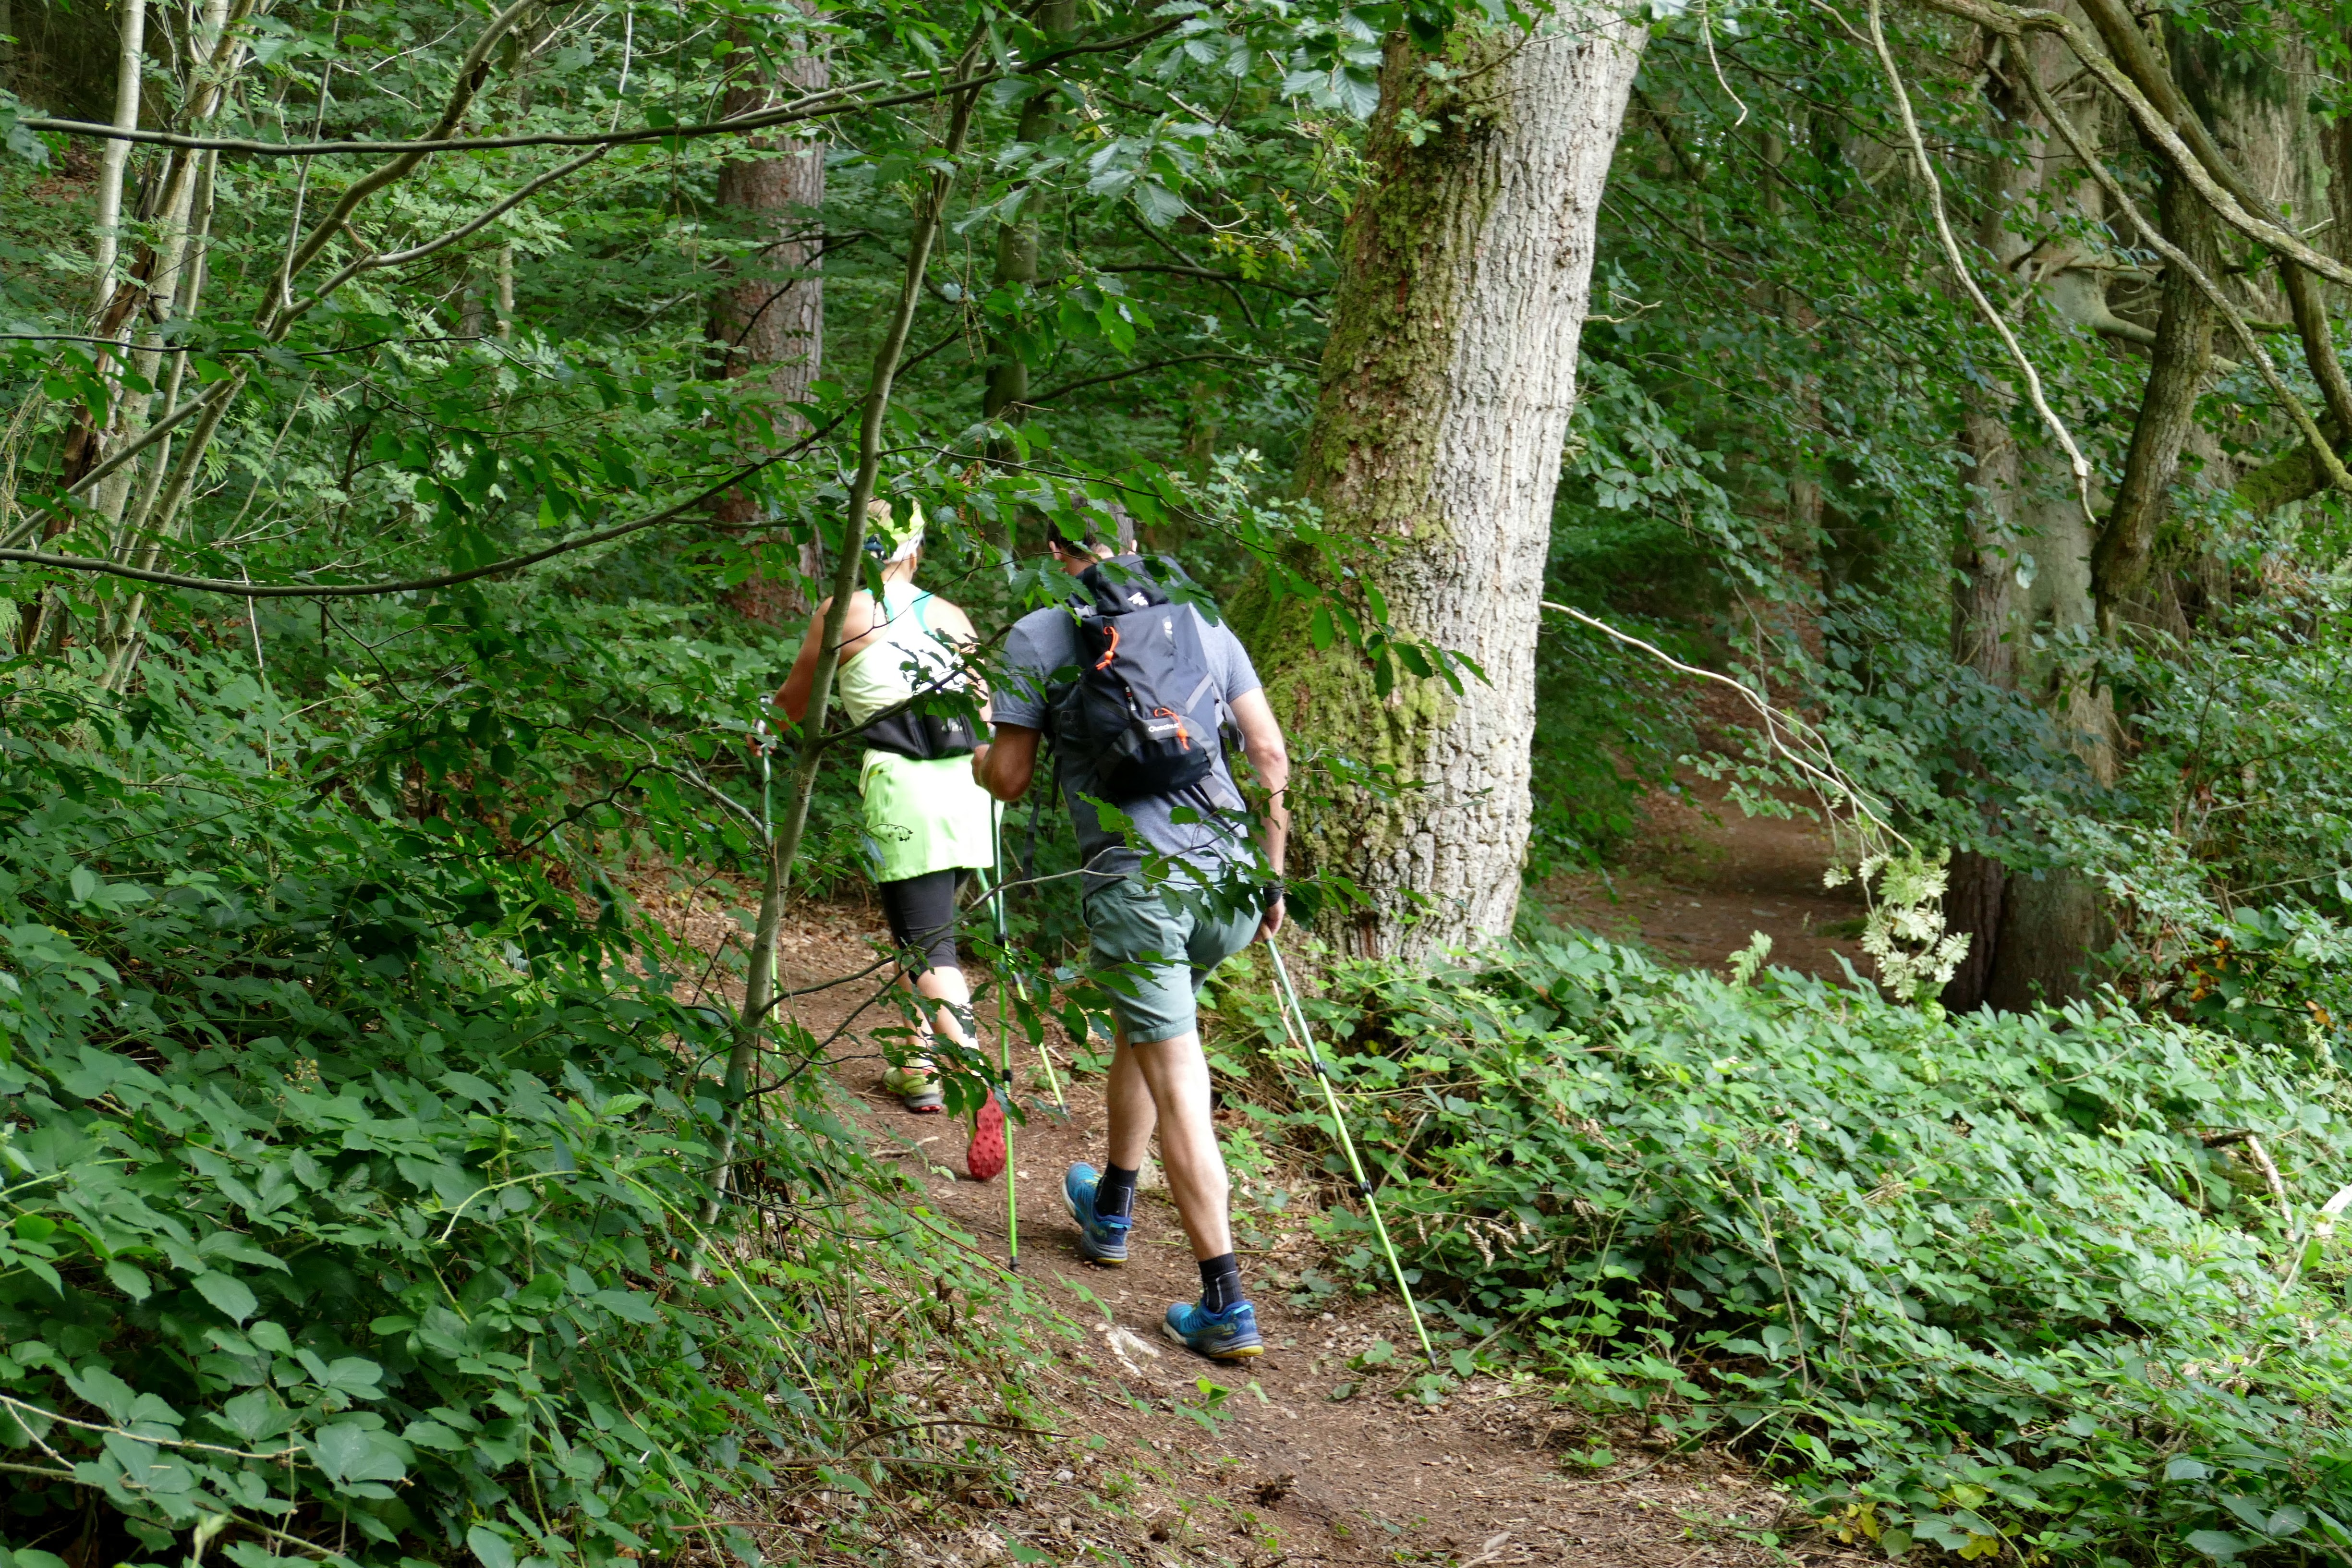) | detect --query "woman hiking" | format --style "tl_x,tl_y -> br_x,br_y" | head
775,500 -> 1000,1119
